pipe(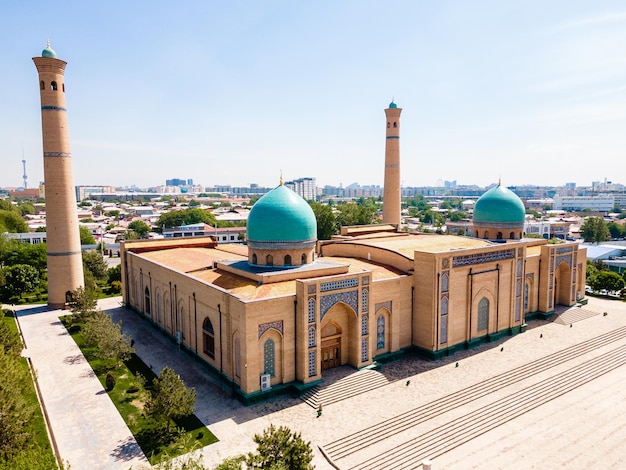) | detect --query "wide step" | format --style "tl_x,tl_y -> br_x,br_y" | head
302,369 -> 389,408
